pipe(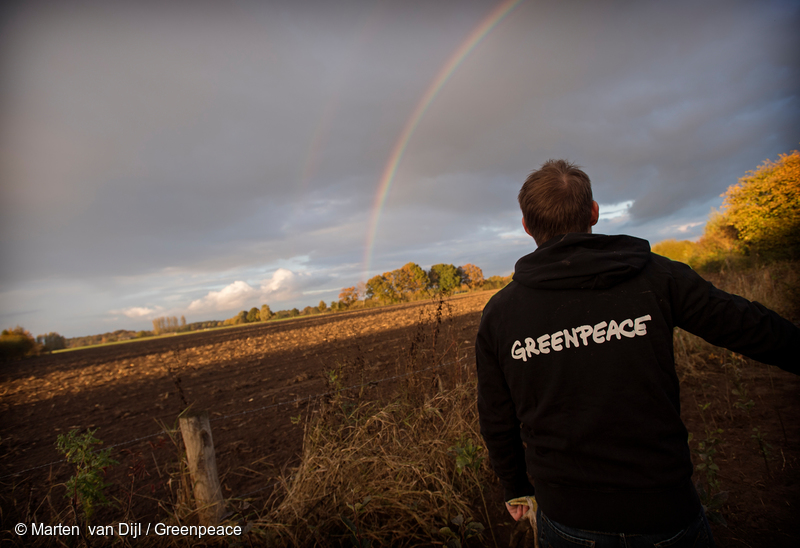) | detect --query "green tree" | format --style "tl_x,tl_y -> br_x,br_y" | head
235,310 -> 249,324
260,304 -> 273,321
429,263 -> 460,294
721,149 -> 800,260
396,262 -> 430,297
247,307 -> 260,322
37,332 -> 67,352
366,274 -> 398,304
318,300 -> 328,312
